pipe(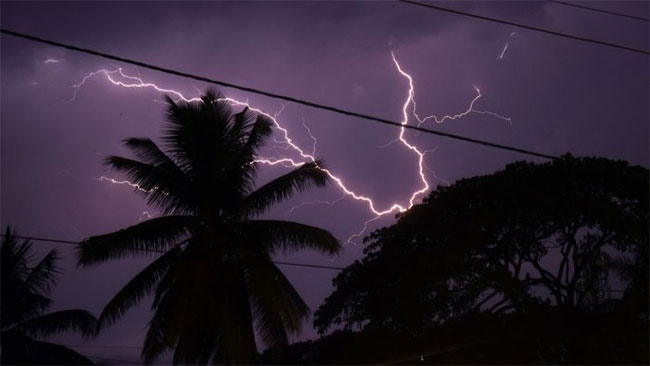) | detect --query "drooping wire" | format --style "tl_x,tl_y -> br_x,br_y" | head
399,0 -> 649,55
547,0 -> 649,23
1,234 -> 346,271
1,28 -> 559,160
